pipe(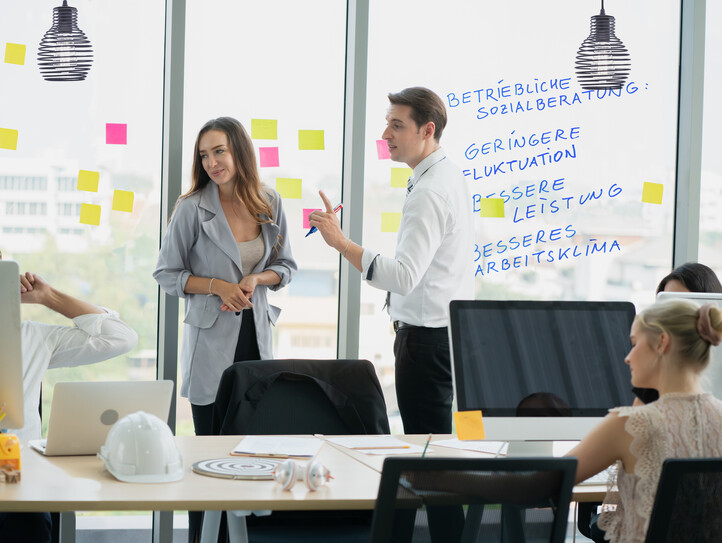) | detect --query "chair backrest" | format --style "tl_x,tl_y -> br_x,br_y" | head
369,457 -> 577,543
212,359 -> 390,435
645,458 -> 722,543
